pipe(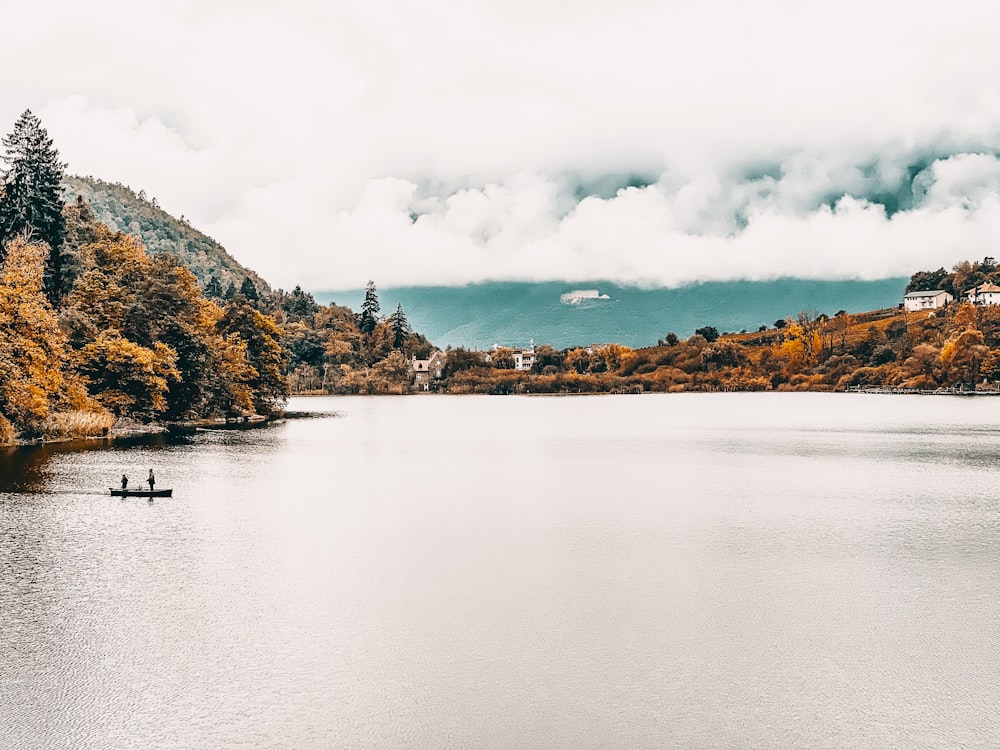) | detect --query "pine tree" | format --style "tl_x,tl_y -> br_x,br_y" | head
283,284 -> 318,322
204,275 -> 223,299
390,302 -> 409,349
358,280 -> 380,335
0,111 -> 67,302
239,277 -> 259,304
